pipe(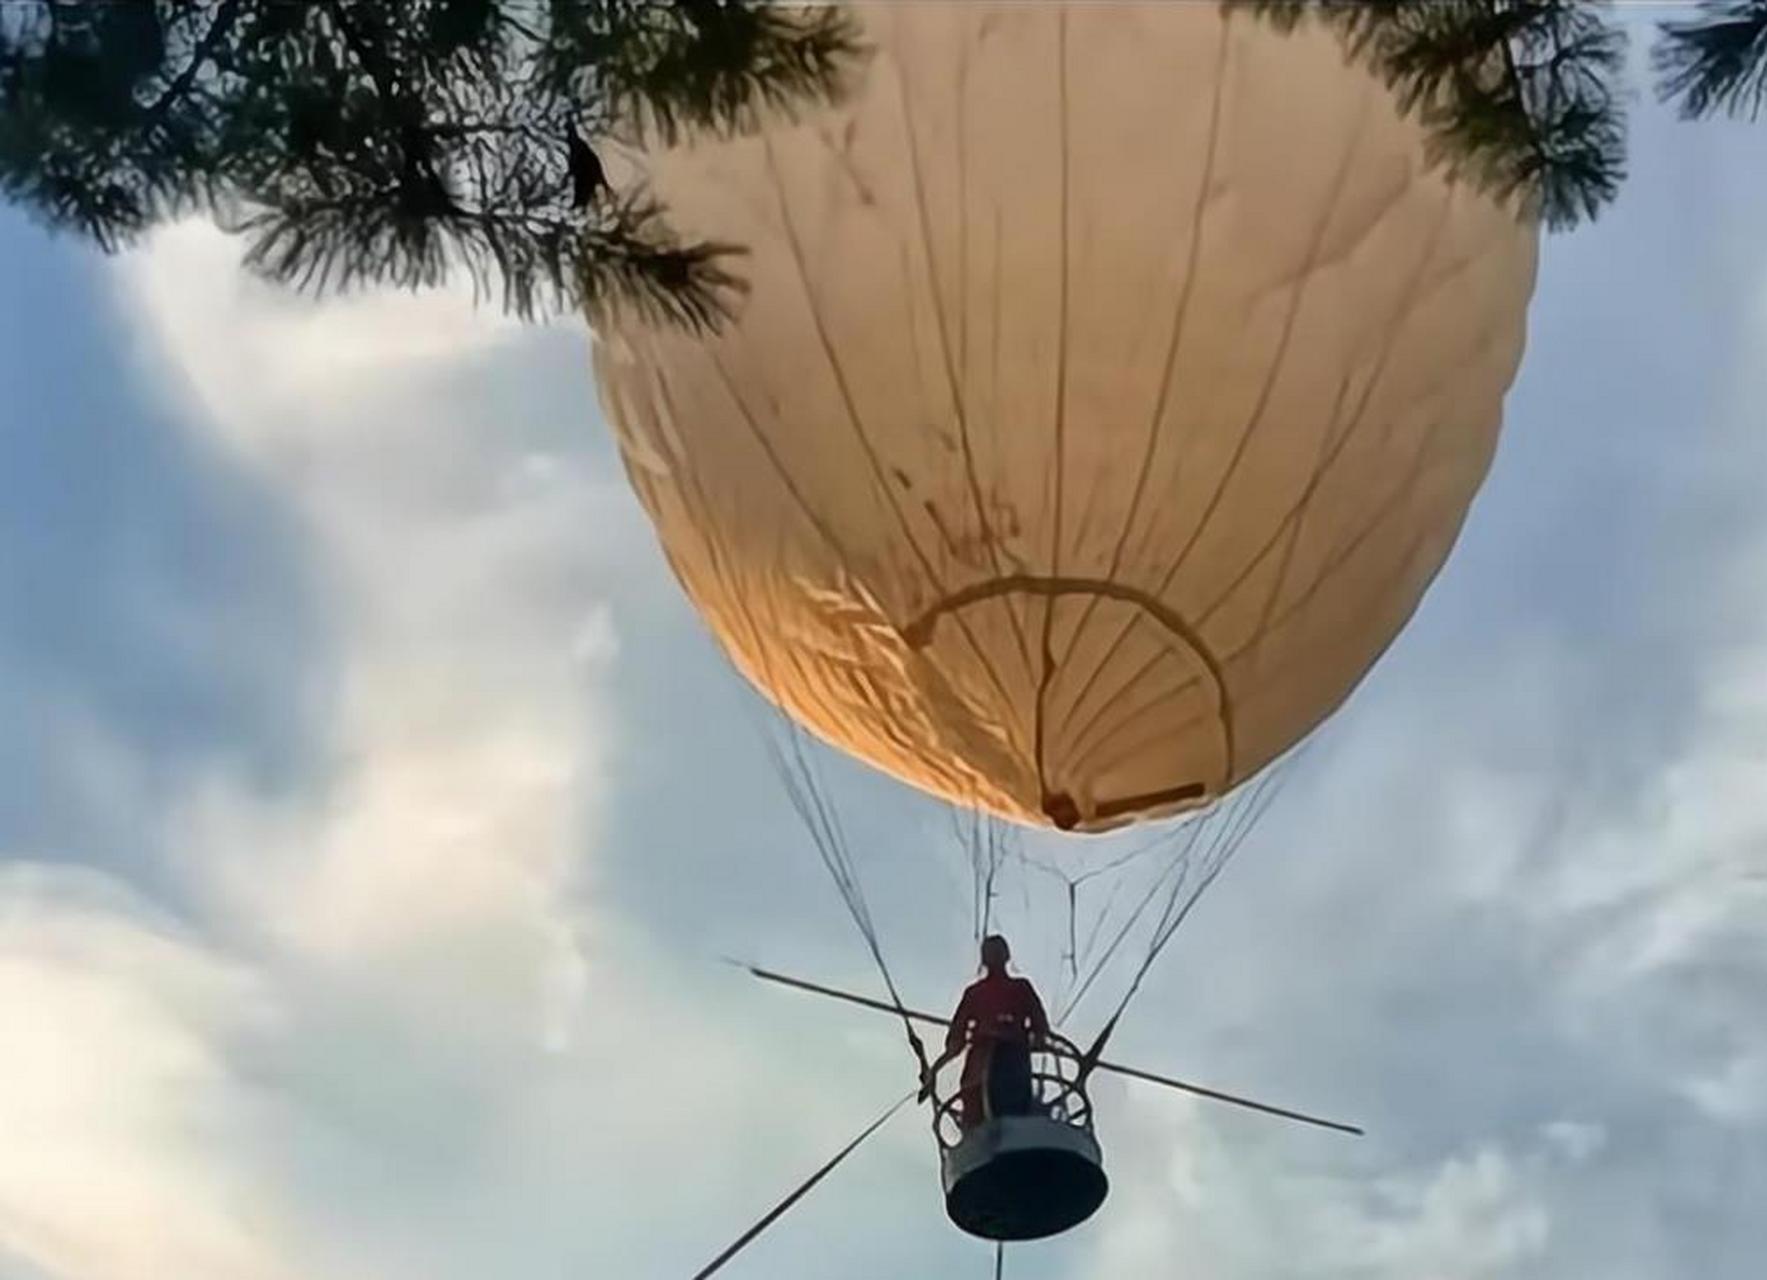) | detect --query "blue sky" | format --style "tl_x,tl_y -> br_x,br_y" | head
4,27 -> 1767,1280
